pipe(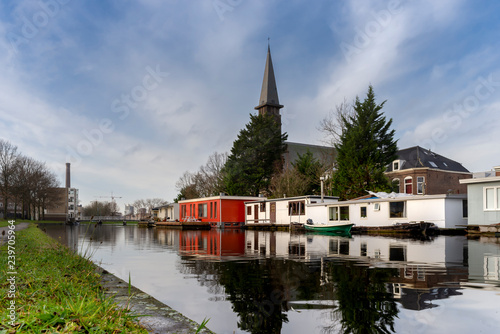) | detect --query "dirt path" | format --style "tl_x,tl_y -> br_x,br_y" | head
0,222 -> 31,246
